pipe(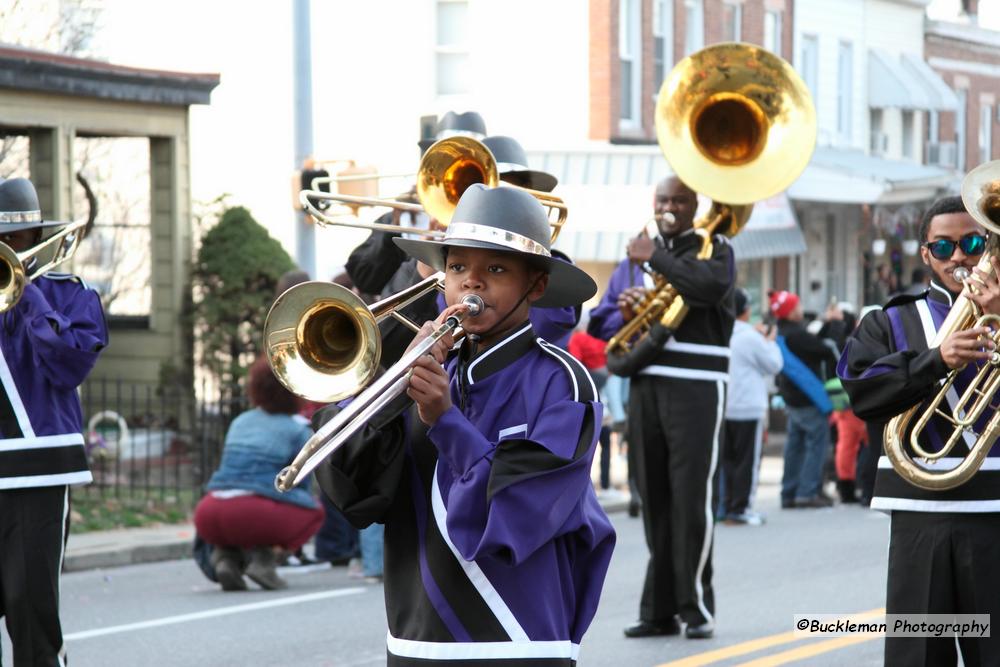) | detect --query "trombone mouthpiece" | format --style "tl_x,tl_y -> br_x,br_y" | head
954,267 -> 972,282
462,294 -> 485,316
